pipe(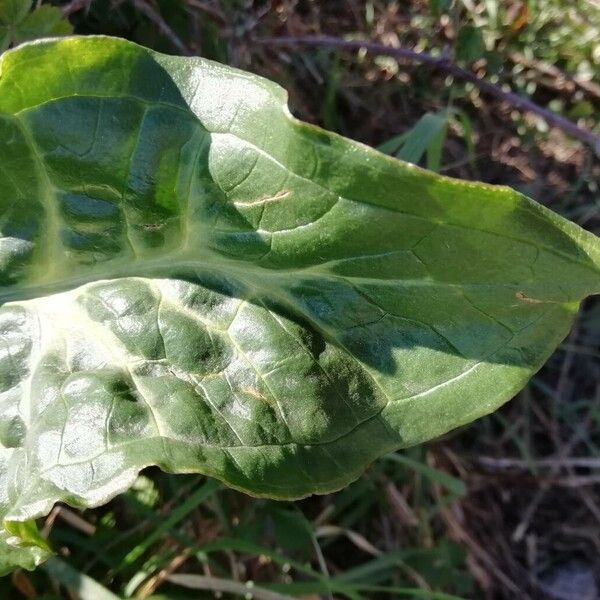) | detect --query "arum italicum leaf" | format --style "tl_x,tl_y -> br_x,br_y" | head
0,36 -> 598,573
